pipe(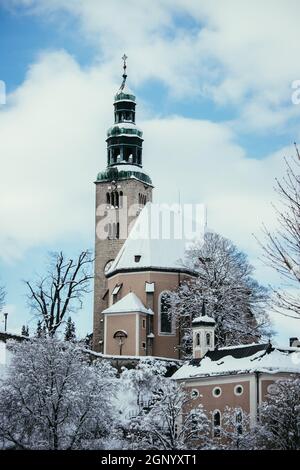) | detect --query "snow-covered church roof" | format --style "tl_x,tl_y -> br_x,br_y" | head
102,292 -> 153,315
107,202 -> 205,276
172,343 -> 300,380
